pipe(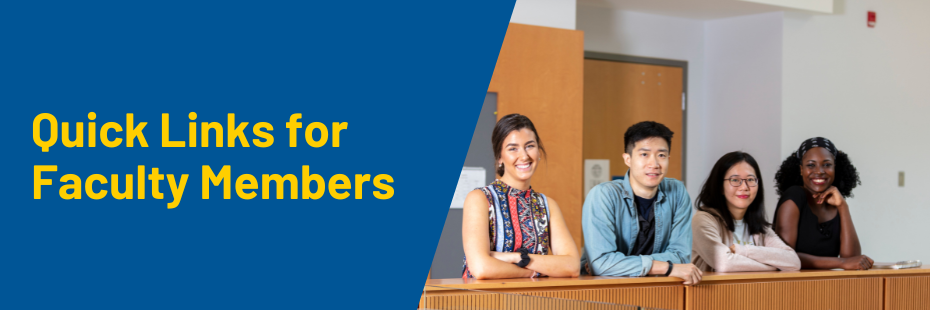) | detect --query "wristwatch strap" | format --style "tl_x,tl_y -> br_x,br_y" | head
664,260 -> 674,277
